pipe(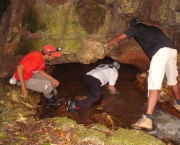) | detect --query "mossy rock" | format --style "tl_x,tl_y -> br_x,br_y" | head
51,117 -> 77,132
105,128 -> 165,145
